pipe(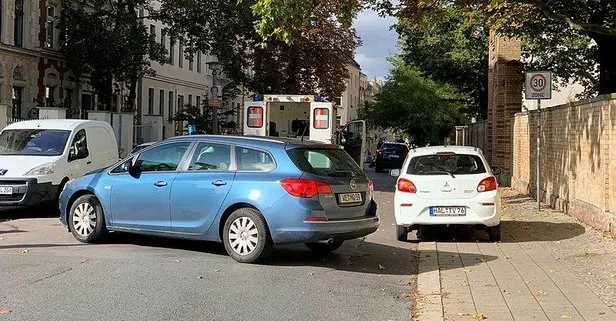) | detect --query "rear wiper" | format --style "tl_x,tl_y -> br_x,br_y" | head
423,170 -> 455,178
326,170 -> 357,177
